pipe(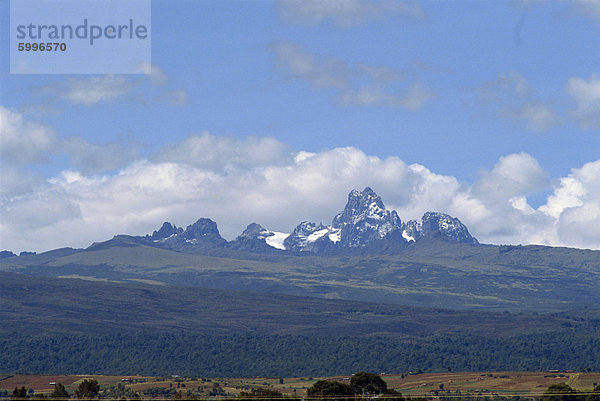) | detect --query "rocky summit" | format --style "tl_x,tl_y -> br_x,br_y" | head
228,223 -> 285,253
405,212 -> 478,244
138,187 -> 478,255
332,187 -> 403,247
277,187 -> 477,253
142,218 -> 228,253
